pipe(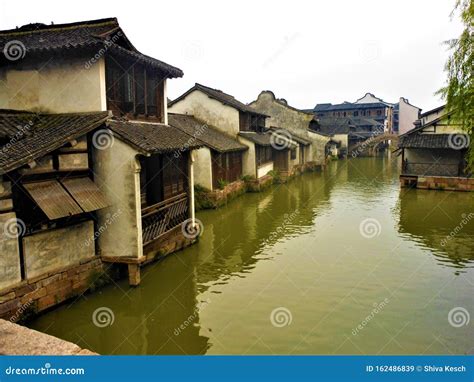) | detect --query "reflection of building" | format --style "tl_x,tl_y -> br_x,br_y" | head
398,105 -> 472,191
398,189 -> 474,270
